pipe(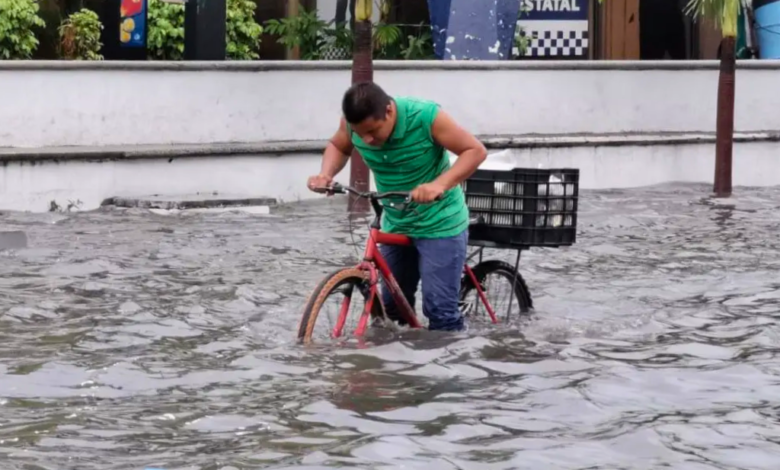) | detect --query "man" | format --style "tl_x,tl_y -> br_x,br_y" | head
306,81 -> 487,332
